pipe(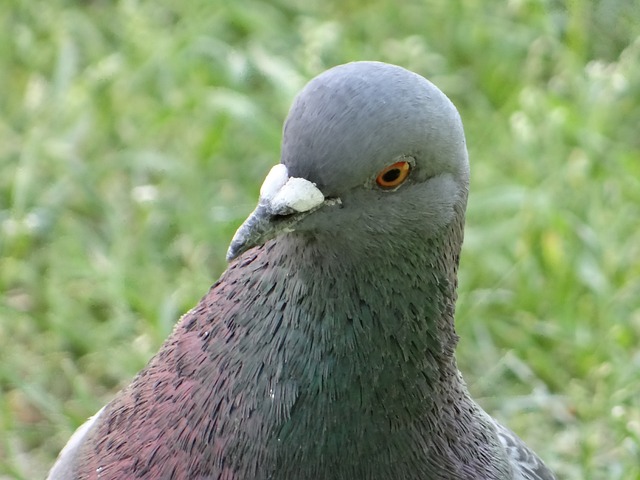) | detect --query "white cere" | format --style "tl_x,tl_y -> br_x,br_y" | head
269,177 -> 325,214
